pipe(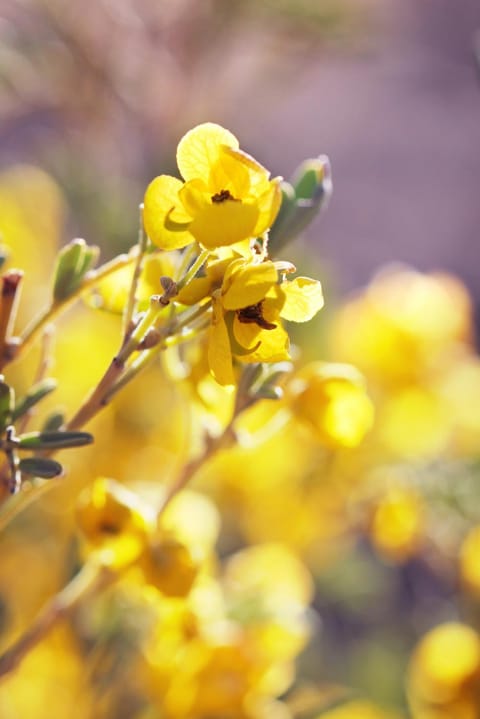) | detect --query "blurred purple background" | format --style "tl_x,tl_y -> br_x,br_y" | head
1,0 -> 480,298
